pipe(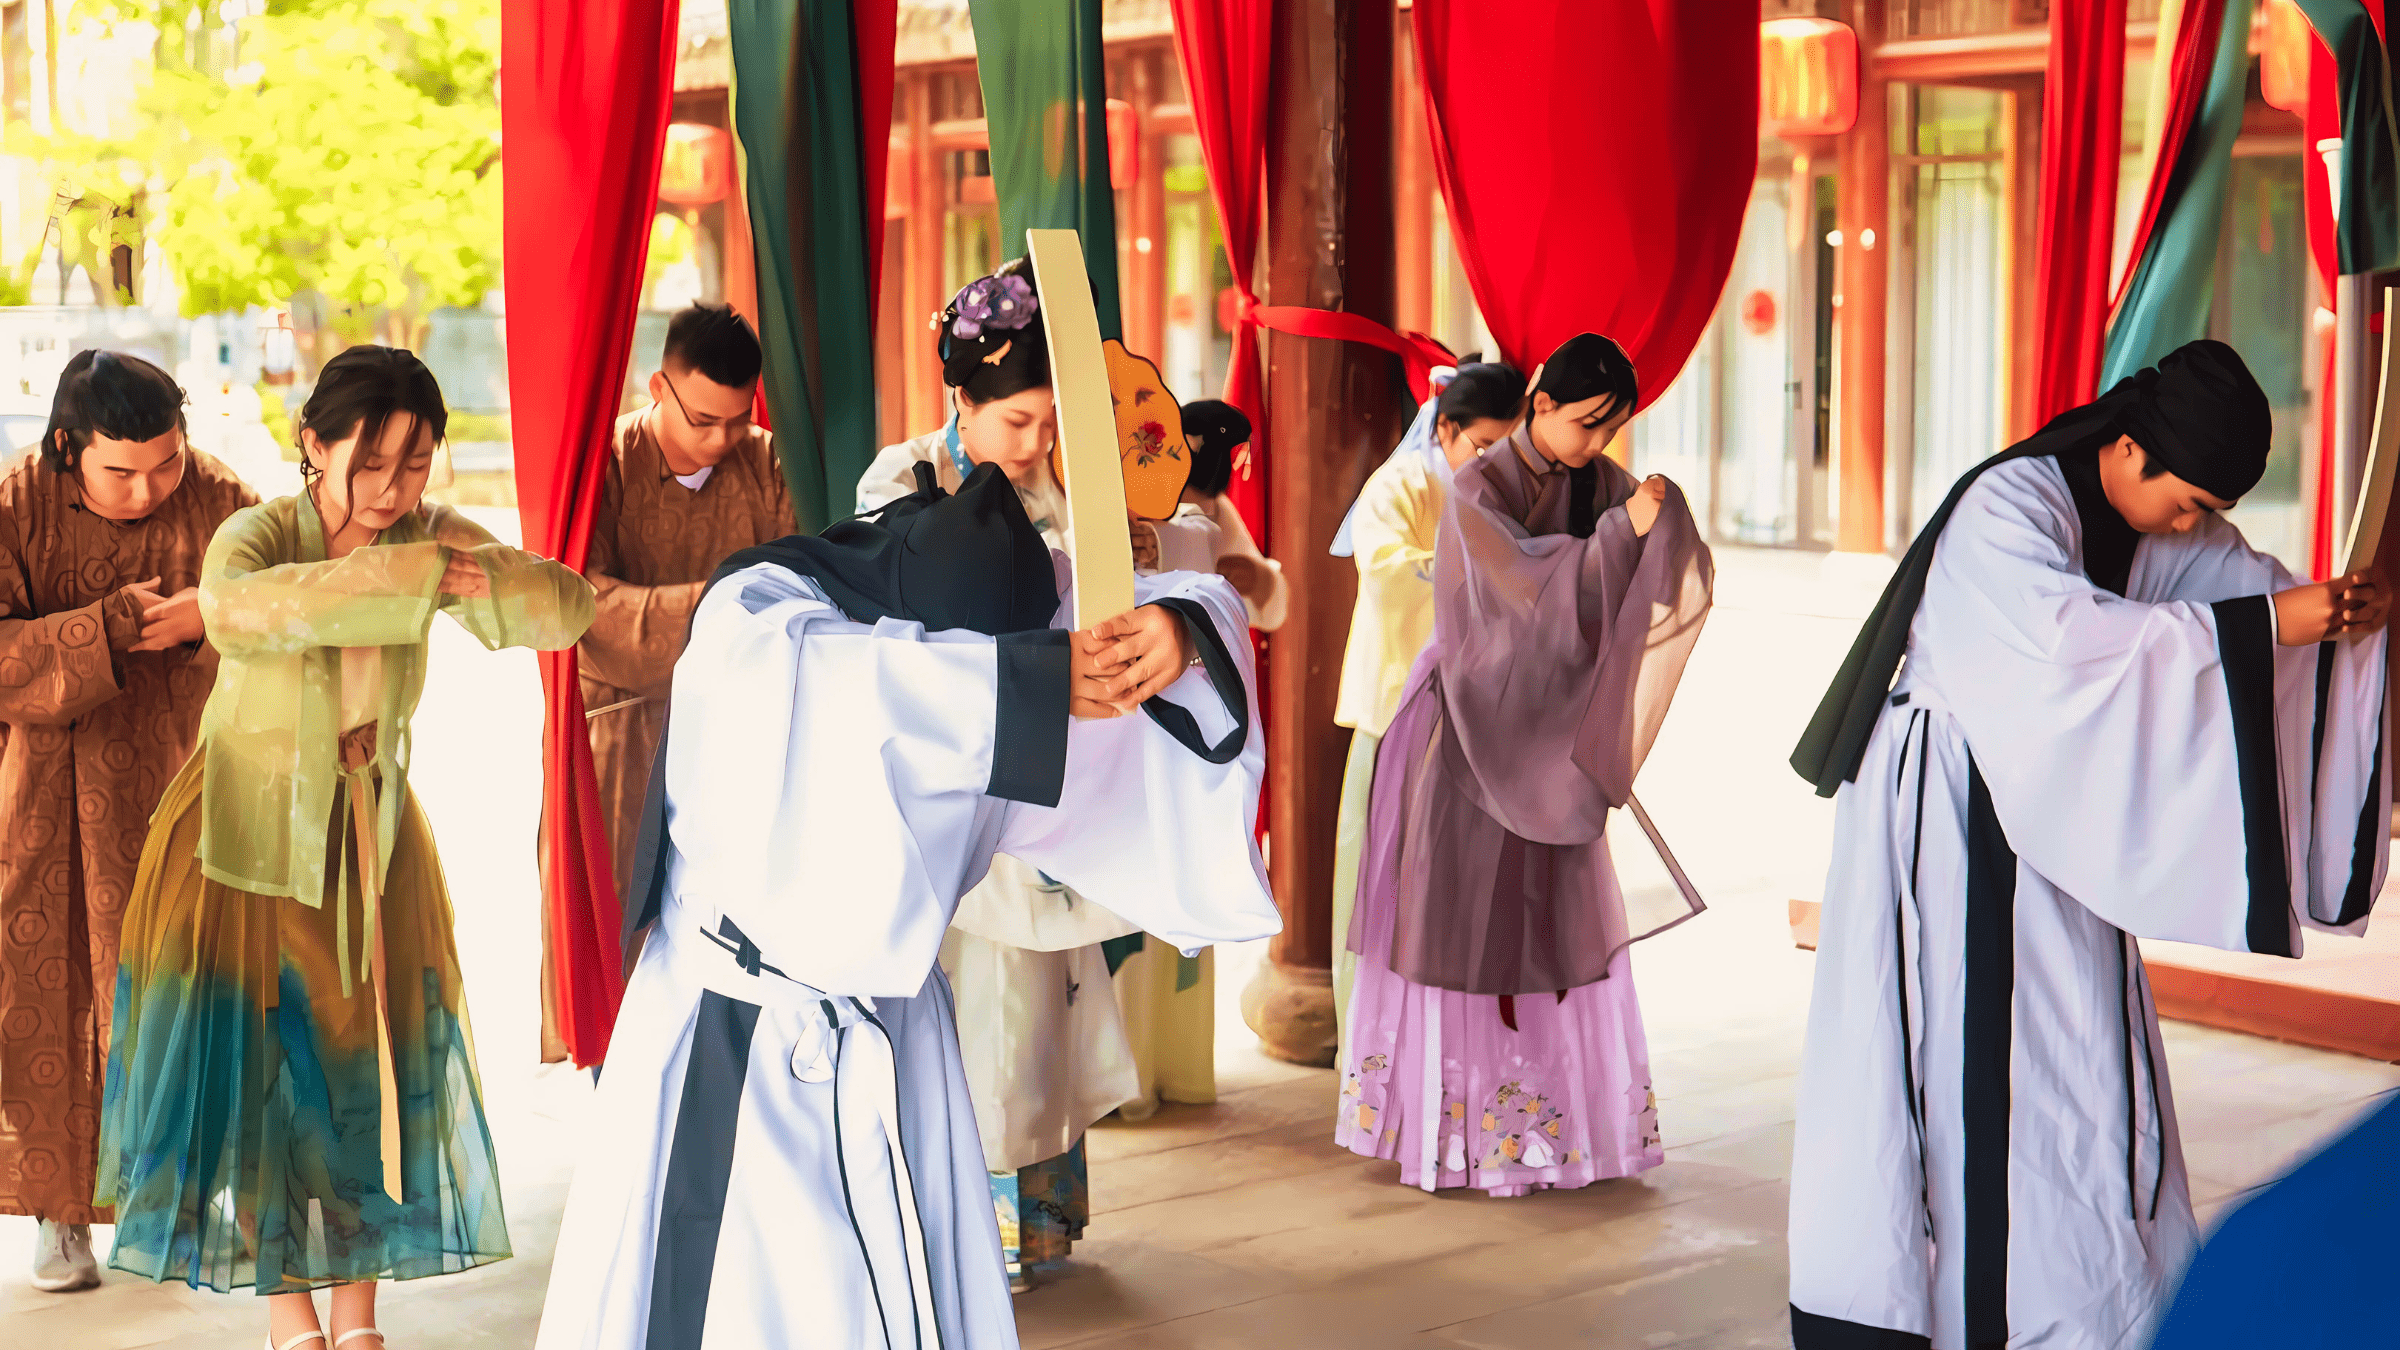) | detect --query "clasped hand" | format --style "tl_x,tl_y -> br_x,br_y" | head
1069,604 -> 1198,718
122,576 -> 204,652
2273,570 -> 2391,645
439,550 -> 489,598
